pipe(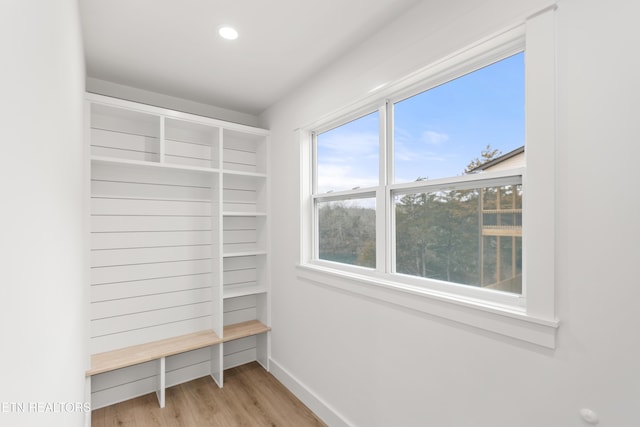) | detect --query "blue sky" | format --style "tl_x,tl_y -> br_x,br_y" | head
317,52 -> 524,193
